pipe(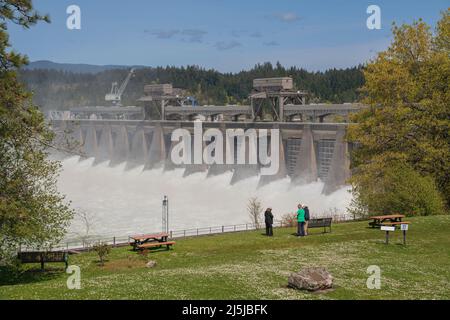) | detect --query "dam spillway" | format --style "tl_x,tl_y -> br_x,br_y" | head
52,119 -> 352,194
48,78 -> 359,237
